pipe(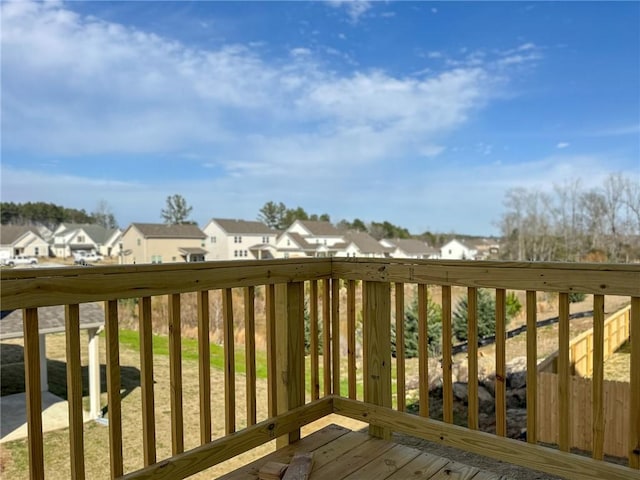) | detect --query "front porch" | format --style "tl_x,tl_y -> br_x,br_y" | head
0,258 -> 638,479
